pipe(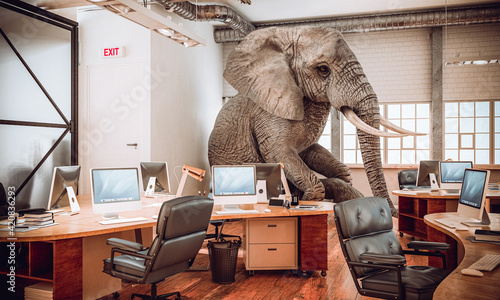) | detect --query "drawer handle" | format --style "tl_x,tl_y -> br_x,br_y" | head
268,248 -> 277,251
267,224 -> 277,227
